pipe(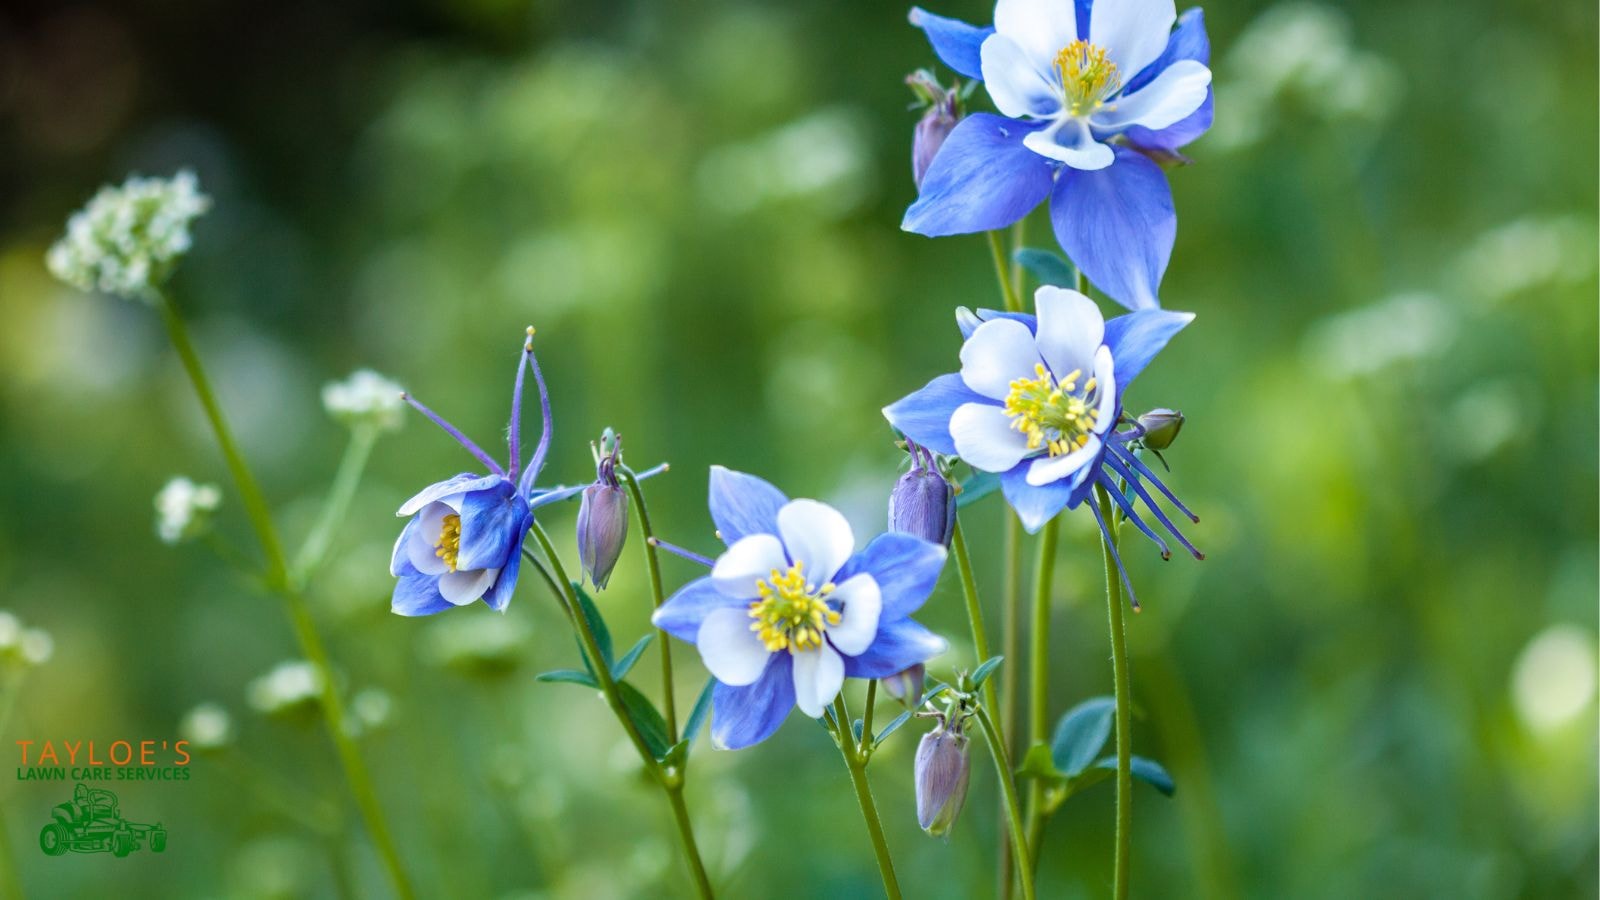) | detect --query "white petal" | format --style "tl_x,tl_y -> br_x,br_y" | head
826,574 -> 882,656
1023,117 -> 1114,170
1025,435 -> 1102,486
791,643 -> 845,718
1089,0 -> 1176,83
406,502 -> 453,575
439,567 -> 497,605
960,317 -> 1041,400
777,499 -> 855,584
1033,286 -> 1104,378
1093,60 -> 1211,132
979,34 -> 1063,119
951,402 -> 1032,472
711,534 -> 788,599
697,608 -> 771,686
1091,344 -> 1118,429
994,0 -> 1078,62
